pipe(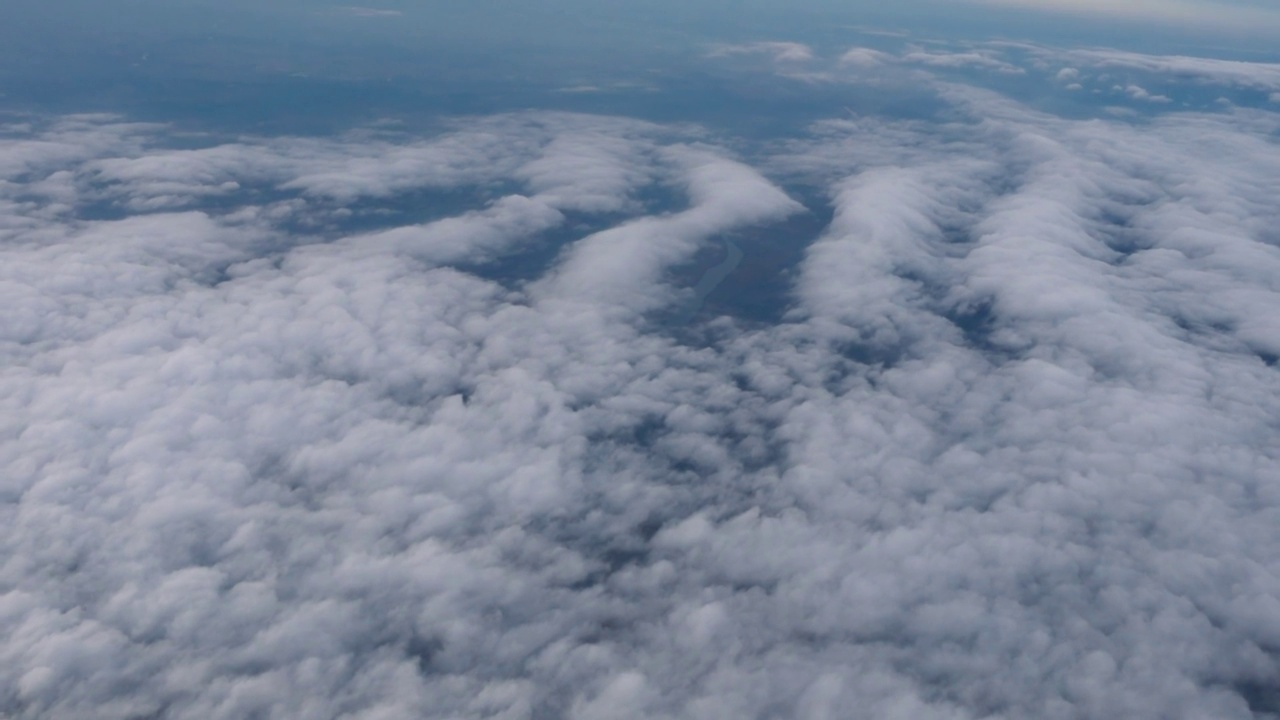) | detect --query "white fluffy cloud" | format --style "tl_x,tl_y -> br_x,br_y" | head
2,56 -> 1280,720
